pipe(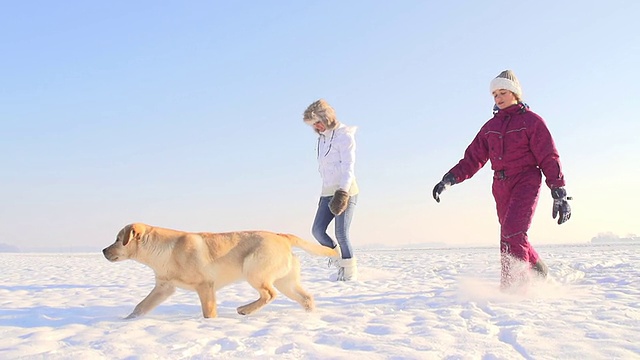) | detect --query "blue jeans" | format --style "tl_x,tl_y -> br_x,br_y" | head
311,194 -> 358,259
